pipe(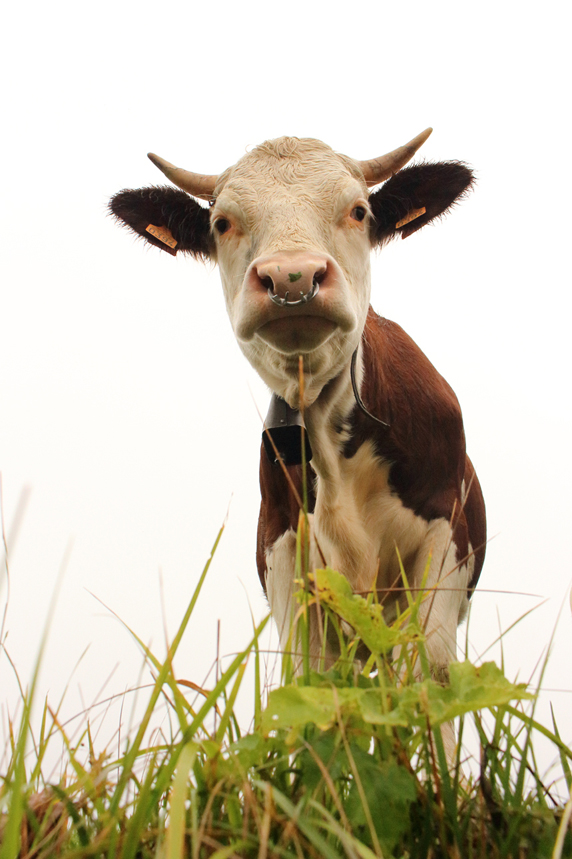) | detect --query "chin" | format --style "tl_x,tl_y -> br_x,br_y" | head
242,330 -> 358,409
